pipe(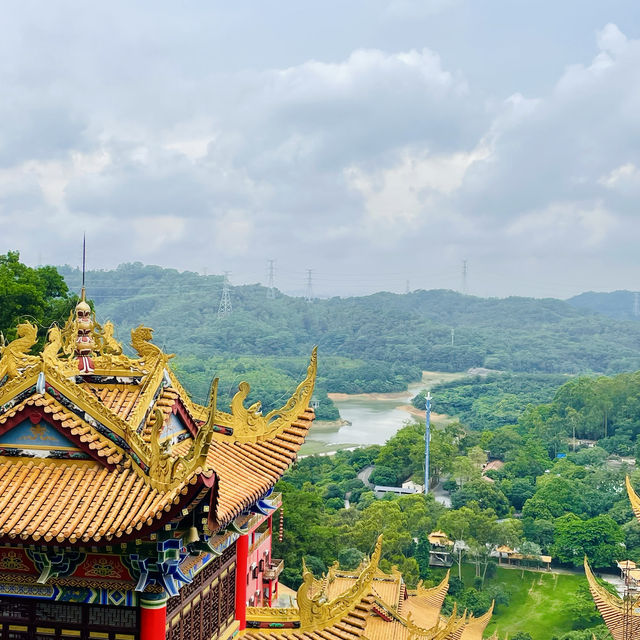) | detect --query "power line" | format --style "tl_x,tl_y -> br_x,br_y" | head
217,271 -> 233,318
634,292 -> 639,318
